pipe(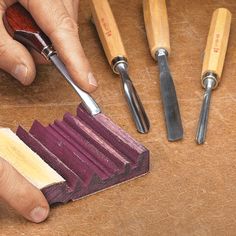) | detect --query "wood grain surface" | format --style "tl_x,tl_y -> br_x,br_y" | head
0,0 -> 236,235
